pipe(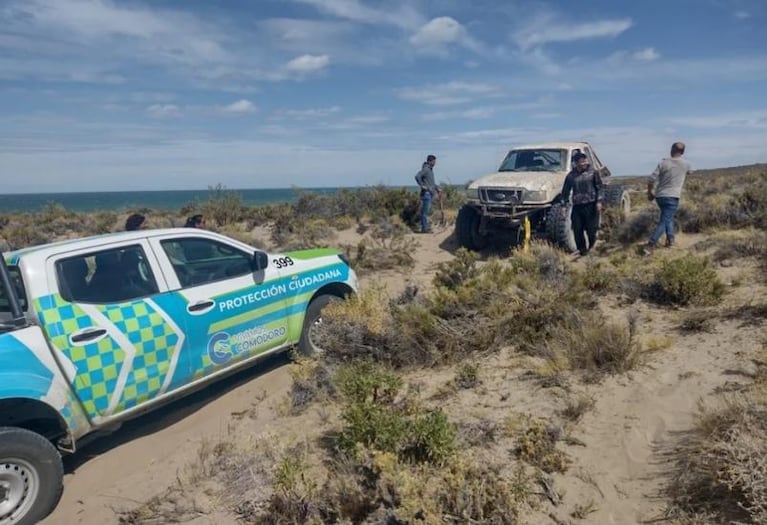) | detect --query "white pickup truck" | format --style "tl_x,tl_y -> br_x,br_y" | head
0,229 -> 357,524
456,142 -> 631,251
